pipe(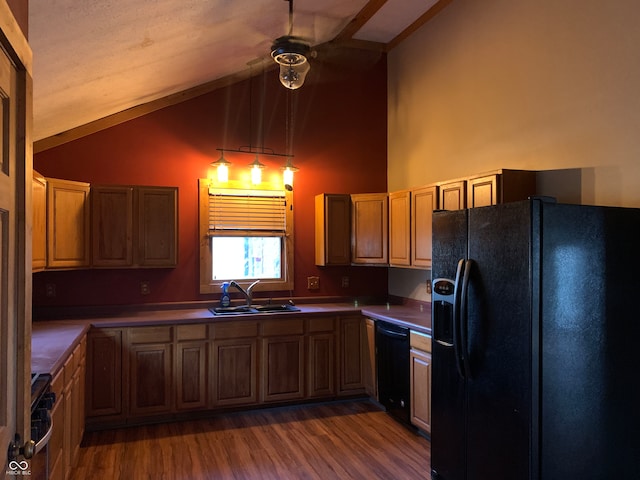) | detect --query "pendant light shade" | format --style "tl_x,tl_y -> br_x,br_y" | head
211,151 -> 231,182
271,37 -> 311,90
